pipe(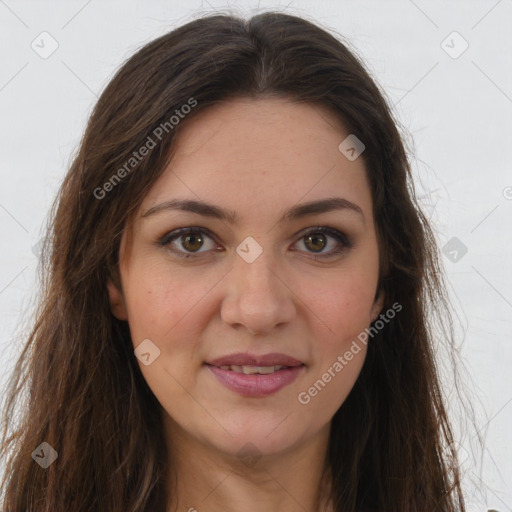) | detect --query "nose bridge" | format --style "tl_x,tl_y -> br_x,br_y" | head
239,247 -> 279,294
236,239 -> 282,303
221,237 -> 295,334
